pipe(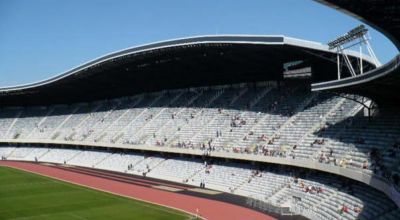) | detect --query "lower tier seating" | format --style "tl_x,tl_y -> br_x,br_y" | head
1,146 -> 398,220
